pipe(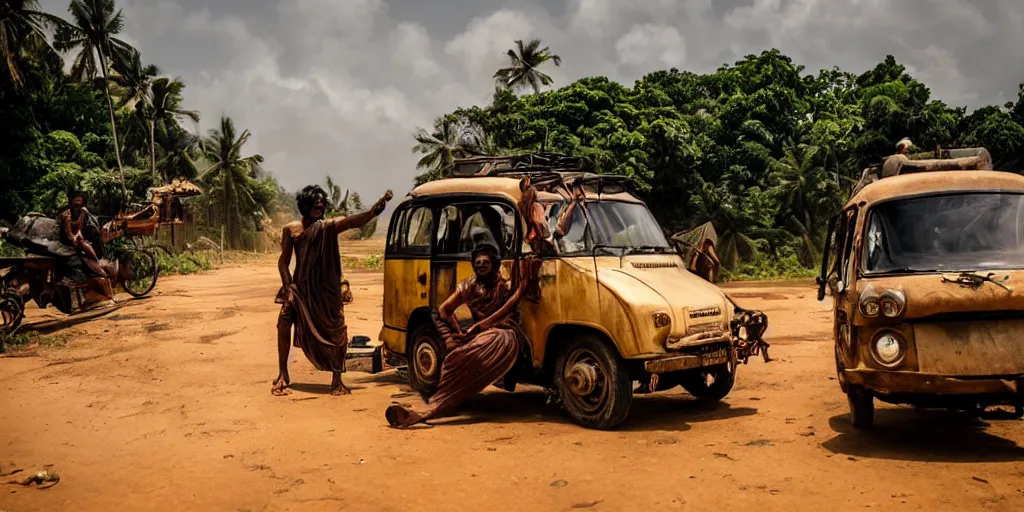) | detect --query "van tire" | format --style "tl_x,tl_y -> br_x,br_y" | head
680,363 -> 735,401
847,386 -> 874,429
555,333 -> 632,430
408,322 -> 444,398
